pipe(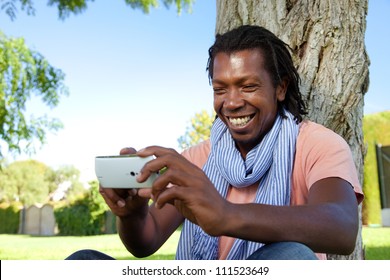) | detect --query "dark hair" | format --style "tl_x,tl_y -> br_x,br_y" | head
207,25 -> 307,123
